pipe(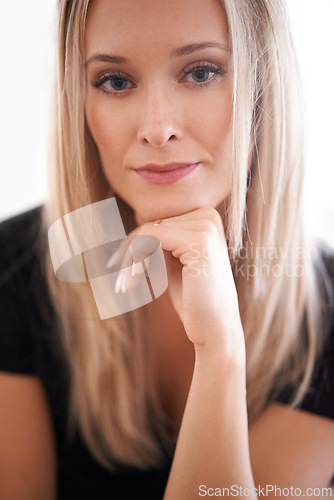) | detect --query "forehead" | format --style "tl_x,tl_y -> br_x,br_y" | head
85,0 -> 229,56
